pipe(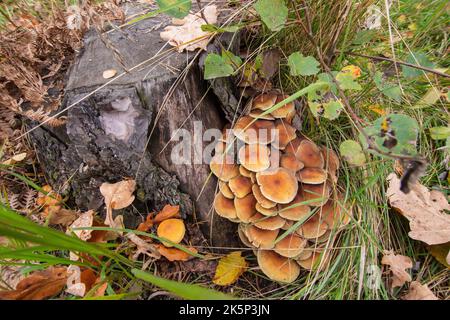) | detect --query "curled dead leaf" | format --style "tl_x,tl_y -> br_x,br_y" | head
99,179 -> 136,228
402,281 -> 439,300
0,267 -> 67,300
381,251 -> 412,288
